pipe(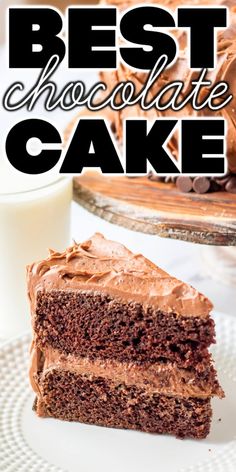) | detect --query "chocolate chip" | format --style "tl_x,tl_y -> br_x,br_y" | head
176,176 -> 193,193
210,180 -> 221,192
225,176 -> 236,193
214,176 -> 230,187
193,177 -> 210,194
